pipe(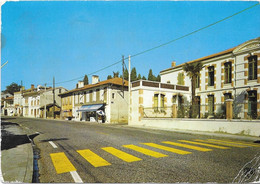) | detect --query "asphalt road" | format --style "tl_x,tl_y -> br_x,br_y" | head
3,117 -> 260,183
